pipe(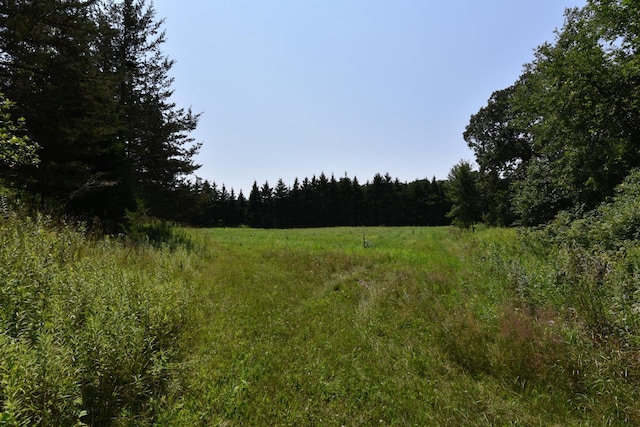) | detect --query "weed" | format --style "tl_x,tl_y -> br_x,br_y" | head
0,214 -> 198,425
